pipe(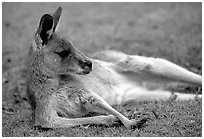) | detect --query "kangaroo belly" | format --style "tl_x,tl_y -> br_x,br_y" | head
80,59 -> 171,105
111,70 -> 180,105
113,83 -> 172,105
